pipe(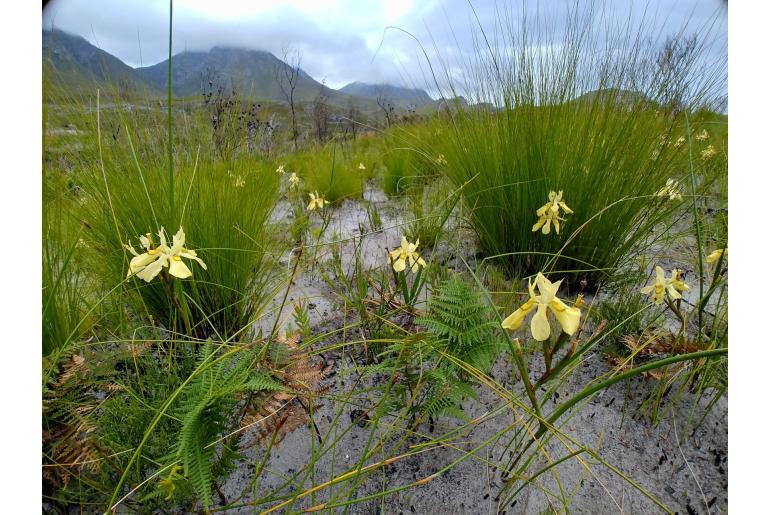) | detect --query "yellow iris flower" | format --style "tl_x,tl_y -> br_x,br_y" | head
276,165 -> 286,175
358,162 -> 366,171
501,273 -> 581,341
706,248 -> 727,264
388,236 -> 426,273
125,227 -> 207,283
532,191 -> 573,235
307,191 -> 328,211
670,269 -> 690,294
640,266 -> 683,304
289,172 -> 300,188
